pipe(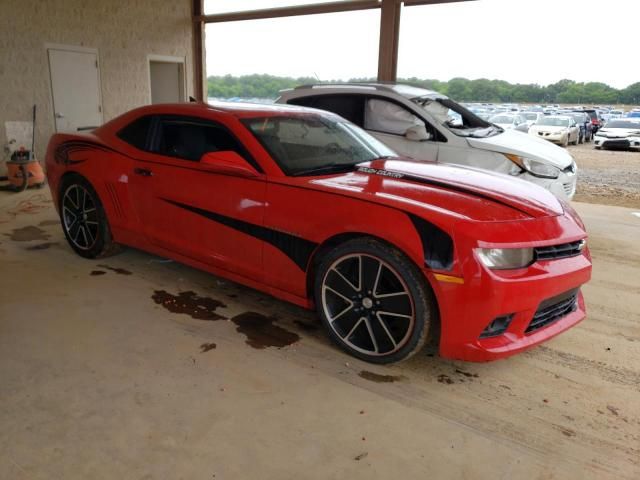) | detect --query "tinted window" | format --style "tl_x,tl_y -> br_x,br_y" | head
288,94 -> 365,126
117,115 -> 152,150
154,117 -> 246,162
